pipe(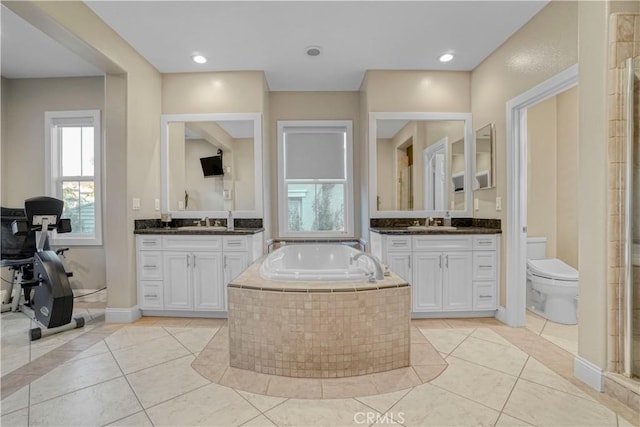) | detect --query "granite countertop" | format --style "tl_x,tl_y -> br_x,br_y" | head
134,227 -> 264,235
370,226 -> 501,235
